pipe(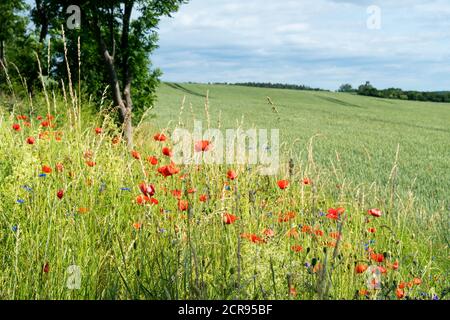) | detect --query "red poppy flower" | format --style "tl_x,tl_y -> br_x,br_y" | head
277,180 -> 289,189
55,163 -> 64,173
392,260 -> 399,270
37,115 -> 43,120
329,232 -> 341,240
223,213 -> 238,224
396,288 -> 405,299
263,228 -> 275,238
57,189 -> 64,200
178,199 -> 189,211
129,222 -> 141,231
139,183 -> 155,197
227,170 -> 237,180
413,278 -> 422,285
16,115 -> 28,120
95,127 -> 103,135
355,264 -> 368,274
286,227 -> 299,239
359,289 -> 369,296
54,133 -> 62,142
43,262 -> 50,273
86,161 -> 96,167
291,245 -> 303,252
83,150 -> 93,159
158,163 -> 180,177
278,211 -> 296,223
42,165 -> 52,174
367,227 -> 377,233
368,208 -> 382,218
301,225 -> 313,233
326,207 -> 345,220
199,194 -> 208,202
314,229 -> 324,236
12,123 -> 21,131
326,241 -> 337,248
26,137 -> 35,145
378,266 -> 387,274
136,195 -> 150,205
241,233 -> 265,244
41,120 -> 50,127
154,133 -> 167,142
131,150 -> 141,160
147,156 -> 158,166
194,140 -> 211,152
112,136 -> 121,145
162,147 -> 172,157
171,189 -> 182,199
303,178 -> 312,185
398,282 -> 406,289
38,131 -> 49,140
23,121 -> 31,127
289,287 -> 297,297
370,252 -> 384,263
